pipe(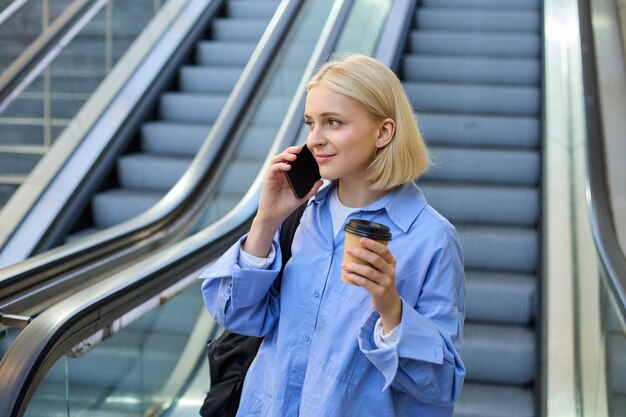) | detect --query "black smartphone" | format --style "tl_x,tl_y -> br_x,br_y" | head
284,145 -> 321,199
